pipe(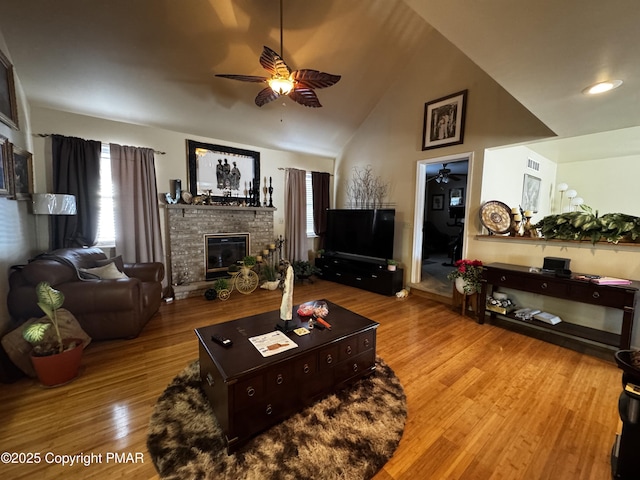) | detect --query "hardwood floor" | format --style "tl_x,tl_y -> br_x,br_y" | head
0,280 -> 622,479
